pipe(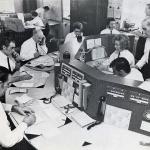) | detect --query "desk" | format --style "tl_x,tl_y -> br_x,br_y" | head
6,87 -> 150,150
5,54 -> 150,150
